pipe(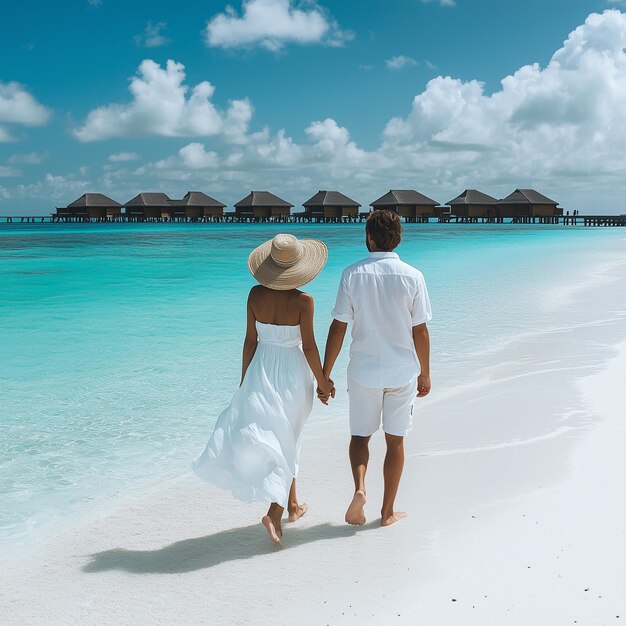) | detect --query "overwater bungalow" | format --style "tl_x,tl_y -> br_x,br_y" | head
446,189 -> 498,221
497,189 -> 561,222
302,190 -> 360,222
125,193 -> 172,221
56,193 -> 122,221
234,191 -> 293,221
371,190 -> 438,222
170,191 -> 226,221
